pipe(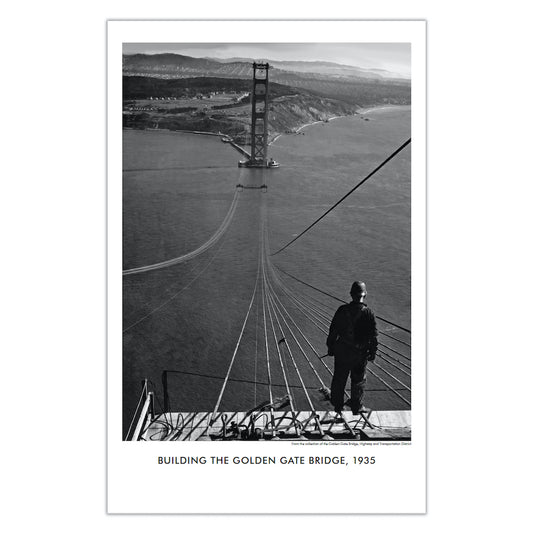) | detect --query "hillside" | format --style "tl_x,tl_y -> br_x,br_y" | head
211,57 -> 409,80
122,75 -> 297,100
123,53 -> 253,79
122,76 -> 358,139
122,52 -> 411,138
123,53 -> 411,107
